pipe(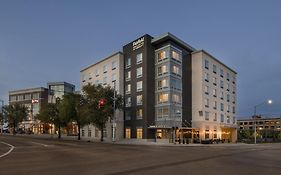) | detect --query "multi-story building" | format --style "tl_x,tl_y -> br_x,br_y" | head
81,32 -> 237,143
9,87 -> 49,133
47,82 -> 75,100
80,52 -> 124,141
192,50 -> 237,142
238,117 -> 281,130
